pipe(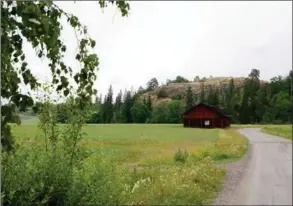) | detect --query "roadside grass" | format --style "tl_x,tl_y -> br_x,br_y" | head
189,128 -> 248,164
11,123 -> 248,204
231,124 -> 292,141
261,125 -> 292,140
